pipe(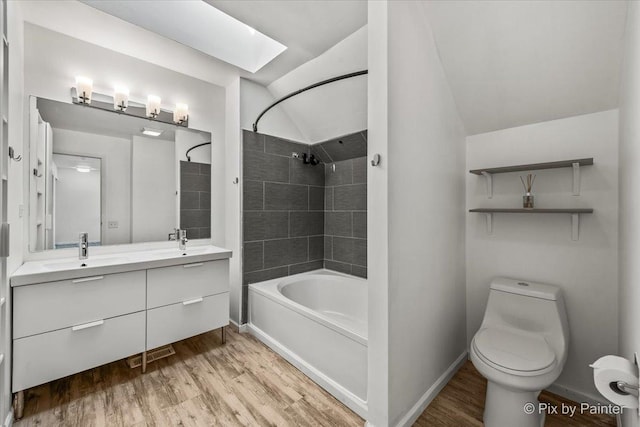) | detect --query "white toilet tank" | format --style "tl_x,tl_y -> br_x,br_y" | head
481,277 -> 569,362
